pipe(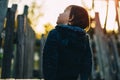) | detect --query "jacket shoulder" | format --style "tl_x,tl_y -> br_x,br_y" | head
48,29 -> 58,35
47,29 -> 60,41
